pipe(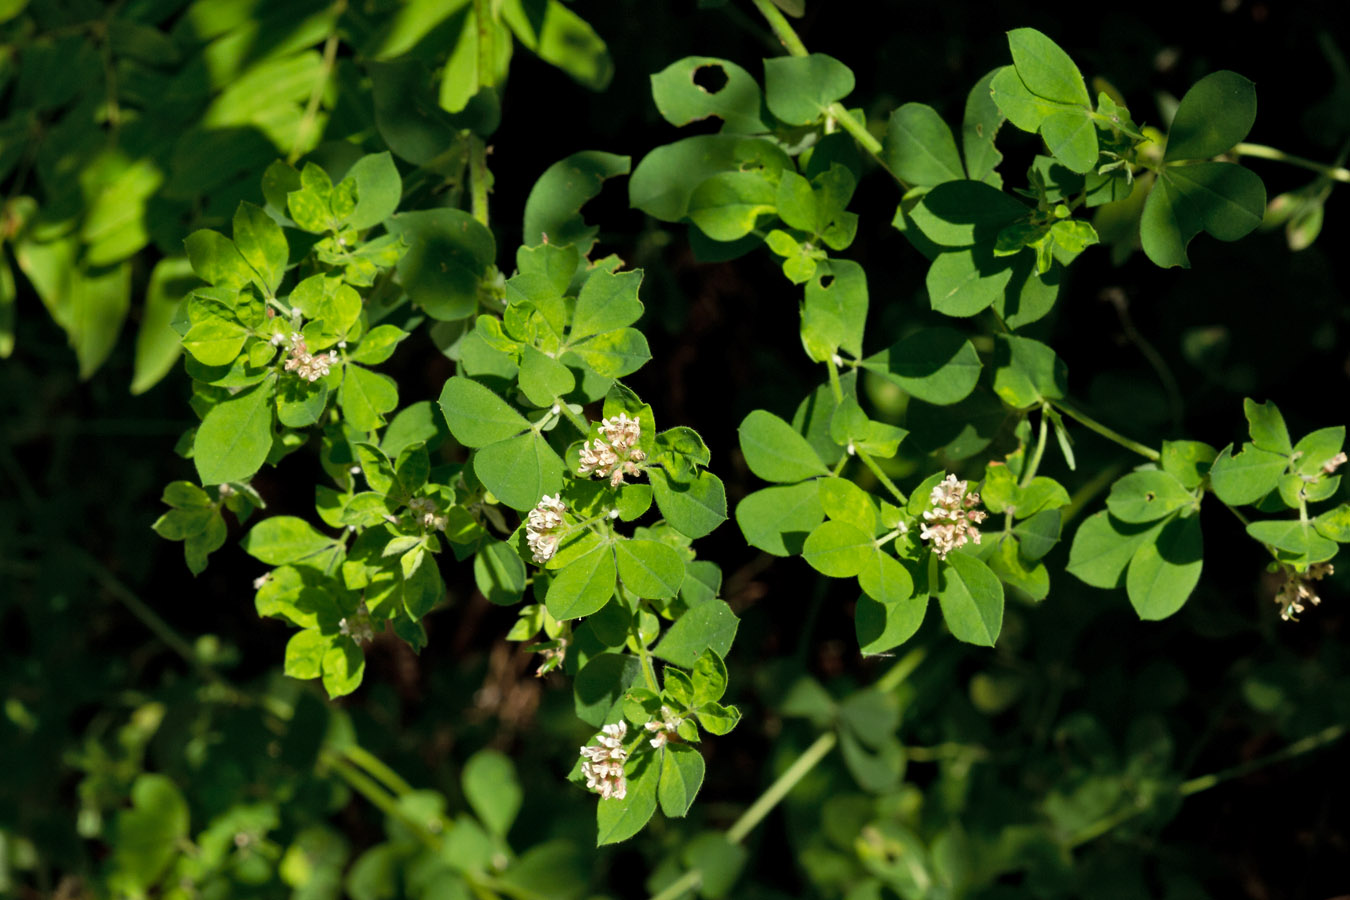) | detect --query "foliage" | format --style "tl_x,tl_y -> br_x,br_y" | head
3,1 -> 1350,898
